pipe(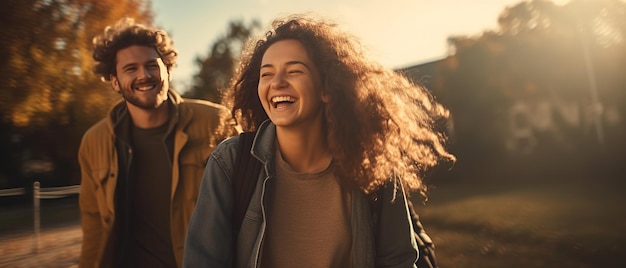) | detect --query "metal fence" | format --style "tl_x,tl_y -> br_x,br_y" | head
0,183 -> 79,198
33,182 -> 80,252
1,182 -> 80,253
0,187 -> 26,197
